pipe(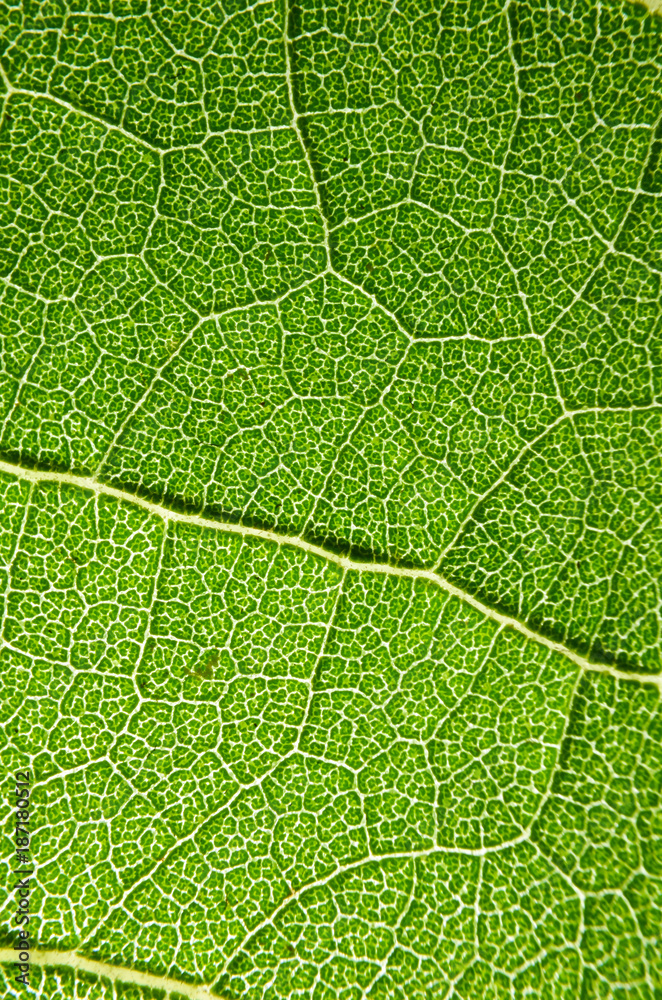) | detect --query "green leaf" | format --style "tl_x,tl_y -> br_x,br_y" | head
0,1 -> 661,998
